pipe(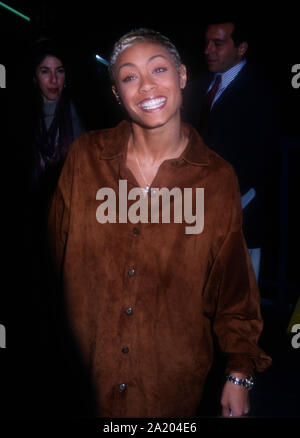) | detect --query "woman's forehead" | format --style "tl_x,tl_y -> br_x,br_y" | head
115,42 -> 174,67
38,55 -> 64,67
